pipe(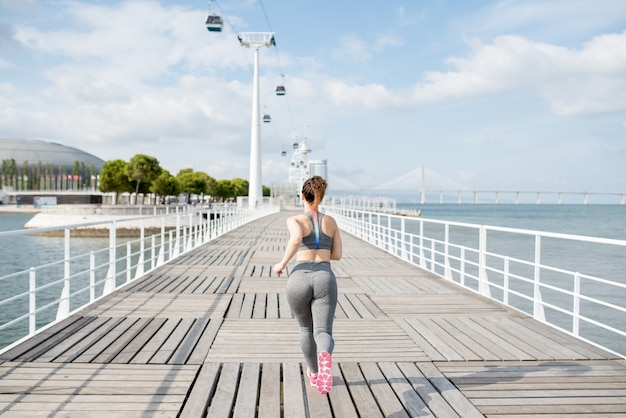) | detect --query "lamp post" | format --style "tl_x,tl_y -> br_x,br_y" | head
238,32 -> 275,208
